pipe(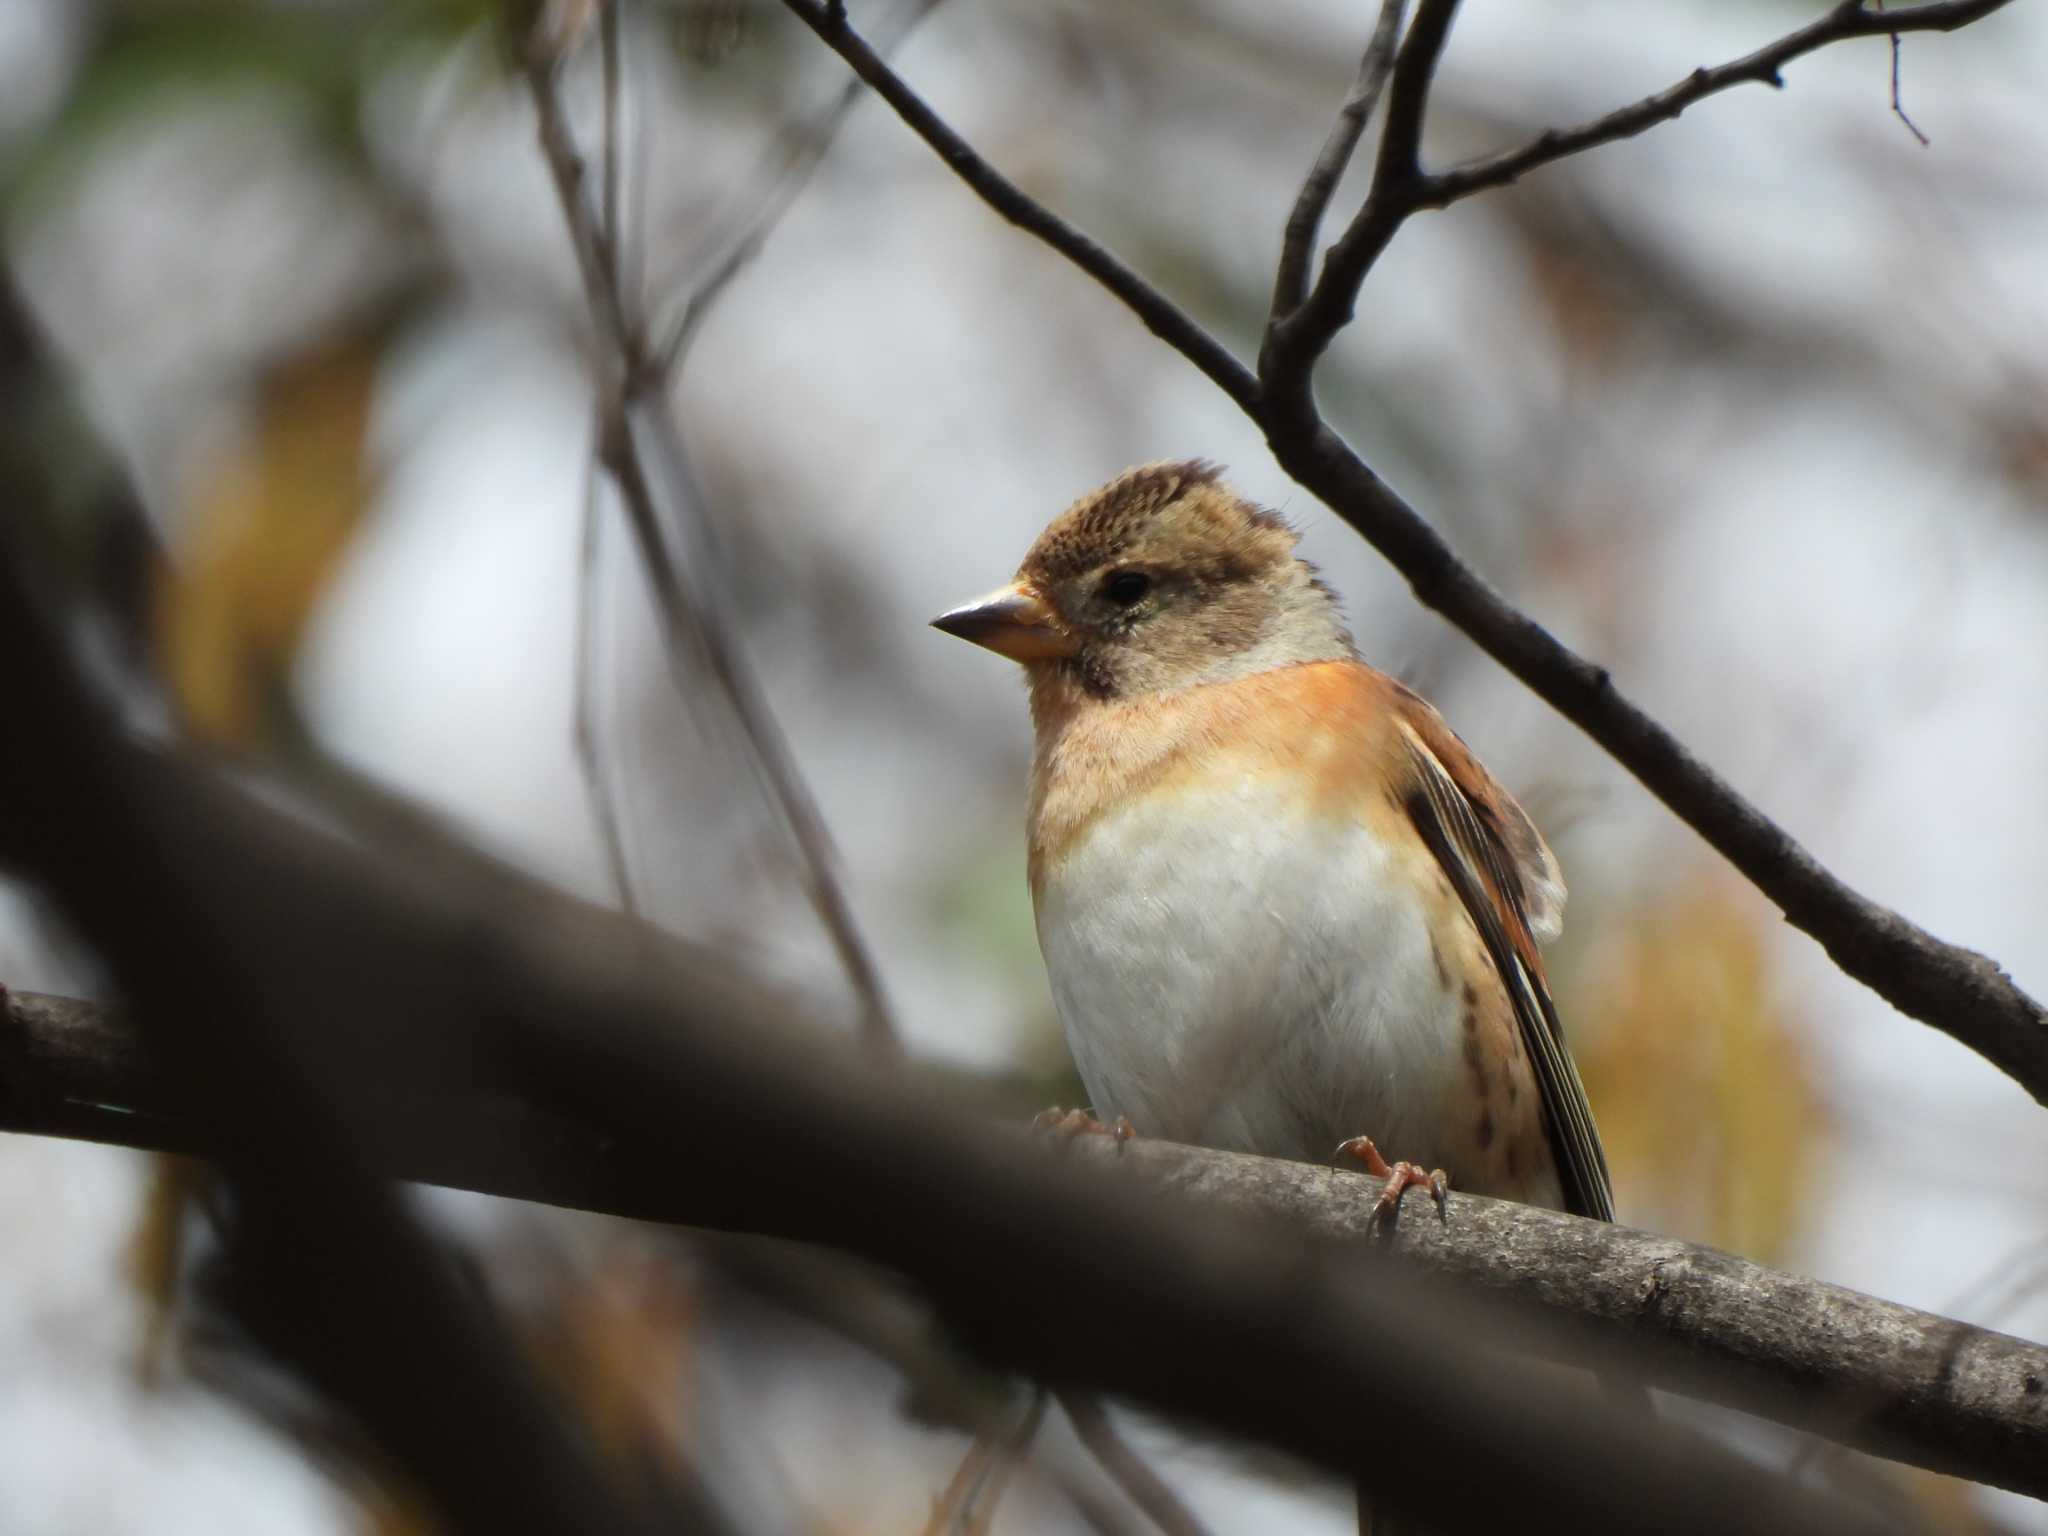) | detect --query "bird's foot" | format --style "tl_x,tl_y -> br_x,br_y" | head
1336,1135 -> 1449,1227
1033,1106 -> 1136,1145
